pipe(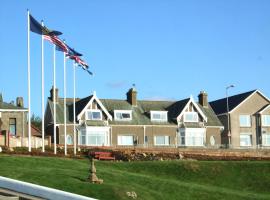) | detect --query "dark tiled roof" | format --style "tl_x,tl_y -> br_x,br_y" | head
0,102 -> 26,110
46,95 -> 222,127
198,104 -> 223,127
209,90 -> 256,115
167,98 -> 190,119
101,99 -> 176,125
